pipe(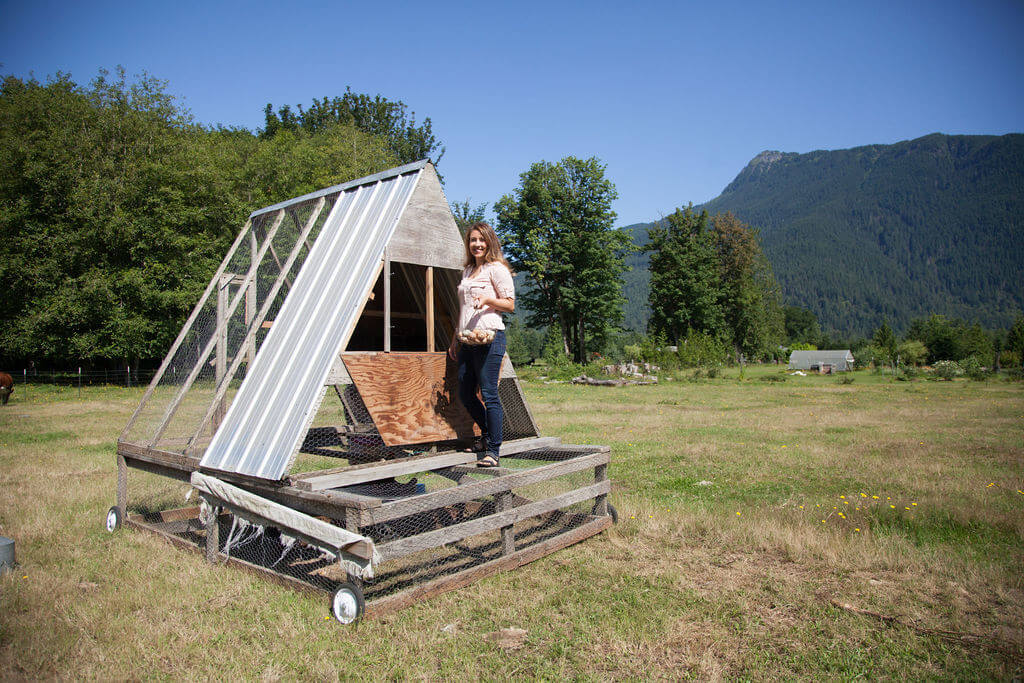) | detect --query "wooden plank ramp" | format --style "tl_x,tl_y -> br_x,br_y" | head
289,436 -> 563,492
